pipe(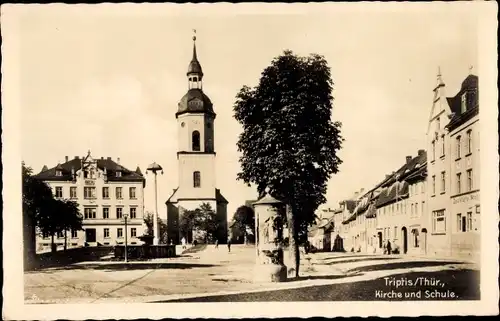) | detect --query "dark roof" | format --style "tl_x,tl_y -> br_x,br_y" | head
340,199 -> 358,213
245,200 -> 258,207
216,189 -> 229,204
365,203 -> 377,219
187,42 -> 203,77
176,88 -> 215,117
446,74 -> 479,131
35,156 -> 145,184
